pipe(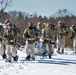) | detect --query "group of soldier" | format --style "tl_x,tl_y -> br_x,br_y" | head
0,19 -> 76,62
